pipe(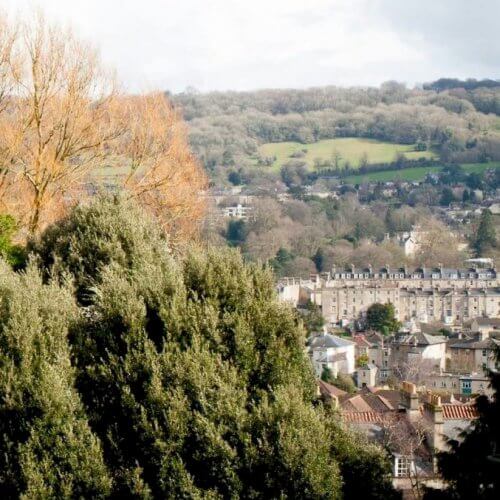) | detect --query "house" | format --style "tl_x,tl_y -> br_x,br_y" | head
469,317 -> 500,339
356,332 -> 392,381
221,203 -> 252,219
390,332 -> 448,372
307,331 -> 355,378
317,380 -> 347,406
356,363 -> 378,388
447,337 -> 500,375
425,372 -> 494,398
339,383 -> 479,494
